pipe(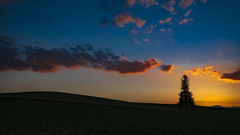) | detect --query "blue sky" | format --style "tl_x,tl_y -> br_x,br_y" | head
0,0 -> 240,107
